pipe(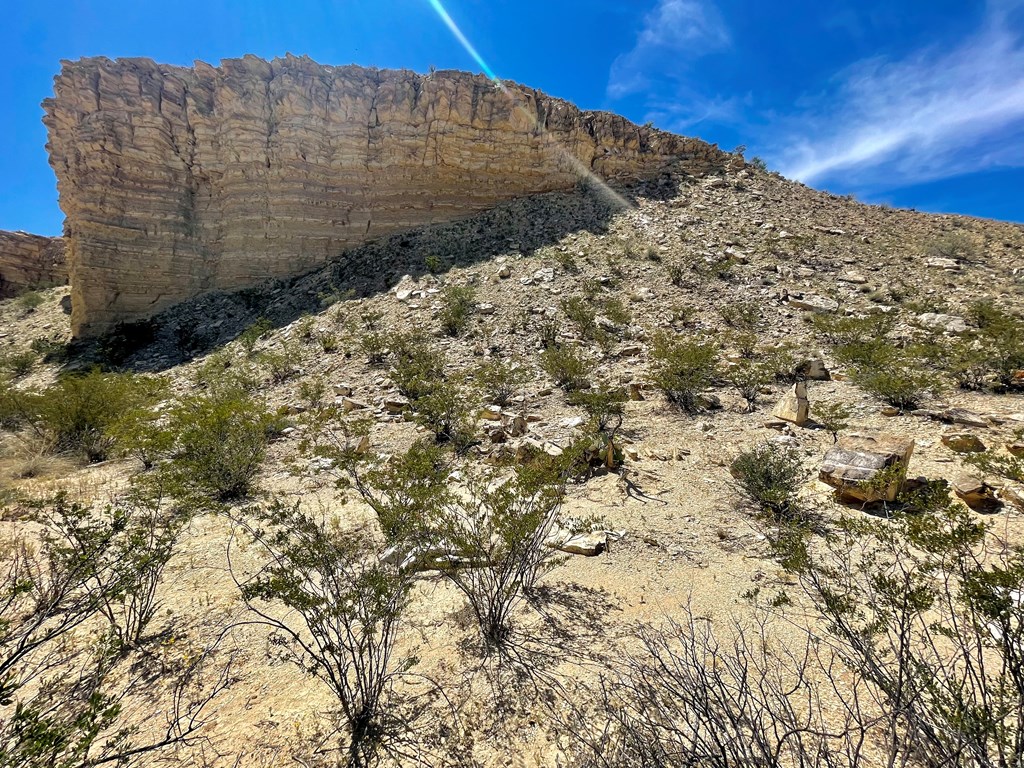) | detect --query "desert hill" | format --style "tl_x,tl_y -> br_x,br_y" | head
2,57 -> 1024,768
